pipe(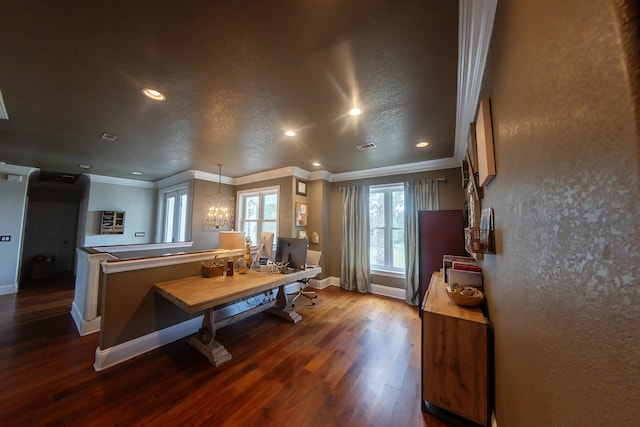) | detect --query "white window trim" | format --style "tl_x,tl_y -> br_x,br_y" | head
156,181 -> 193,243
237,185 -> 280,246
369,183 -> 405,274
